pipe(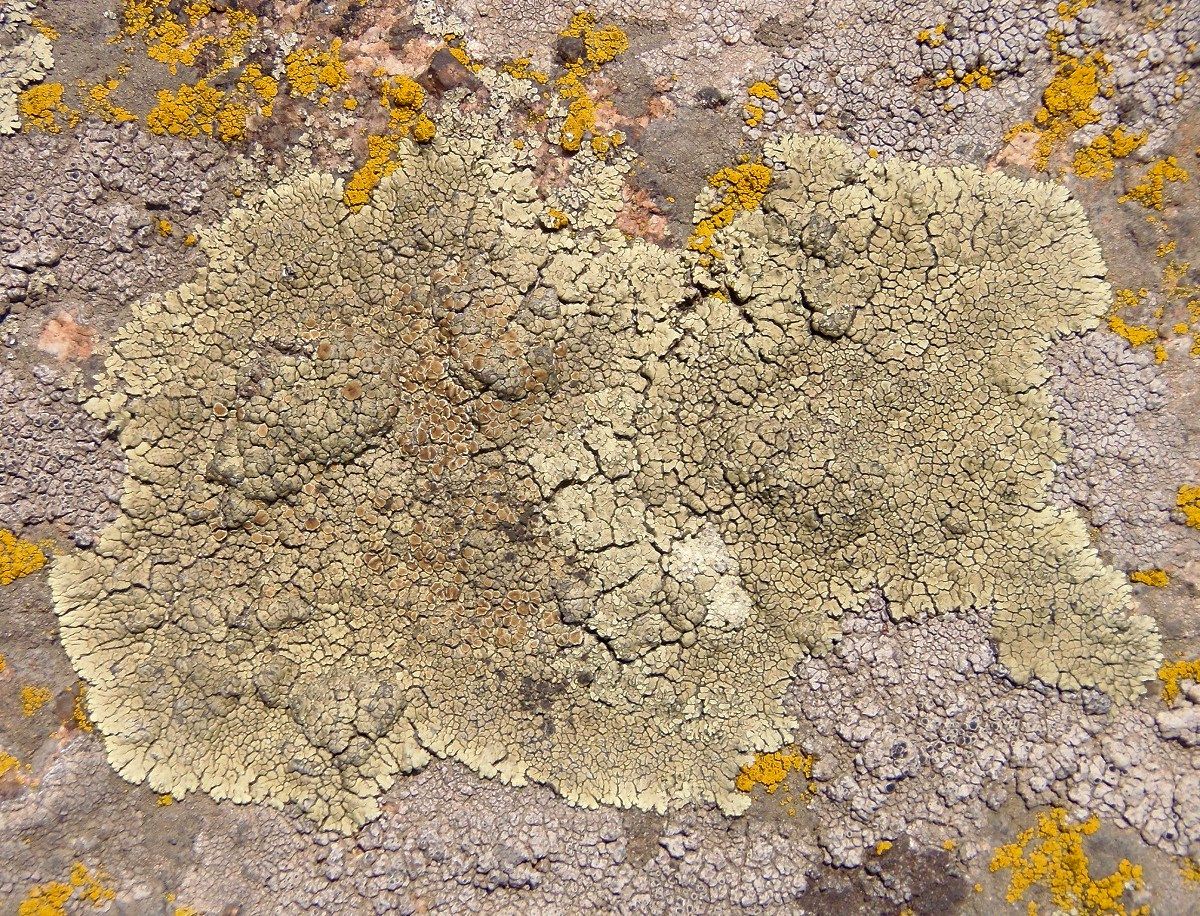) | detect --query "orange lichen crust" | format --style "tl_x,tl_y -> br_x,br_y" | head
1006,48 -> 1108,171
1107,288 -> 1164,362
744,81 -> 779,127
0,529 -> 48,585
555,11 -> 628,154
688,160 -> 772,259
1119,156 -> 1190,211
146,66 -> 276,142
735,750 -> 814,793
1128,569 -> 1168,587
20,685 -> 52,716
1158,659 -> 1200,703
1072,127 -> 1145,180
989,808 -> 1147,915
17,83 -> 80,133
1178,484 -> 1200,527
78,76 -> 138,124
285,39 -> 350,102
342,74 -> 435,210
17,863 -> 115,916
